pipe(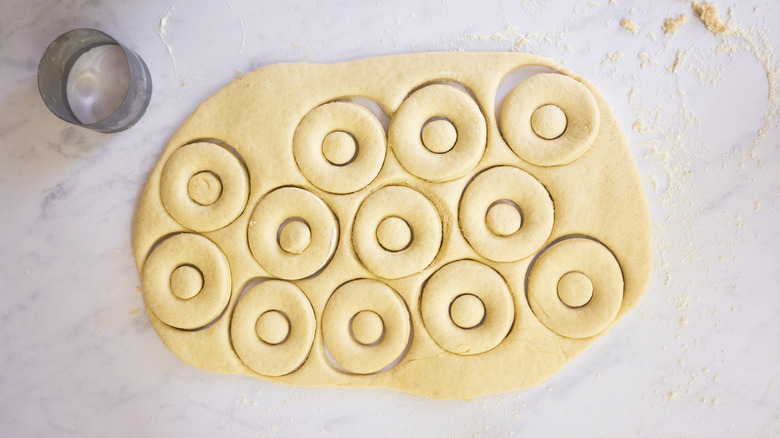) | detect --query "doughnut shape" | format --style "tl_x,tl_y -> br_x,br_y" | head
160,142 -> 249,232
322,279 -> 411,374
231,280 -> 316,376
501,73 -> 599,167
420,260 -> 514,355
389,84 -> 487,182
526,237 -> 624,339
142,233 -> 231,330
352,185 -> 442,279
459,166 -> 554,262
293,101 -> 386,194
248,187 -> 338,280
